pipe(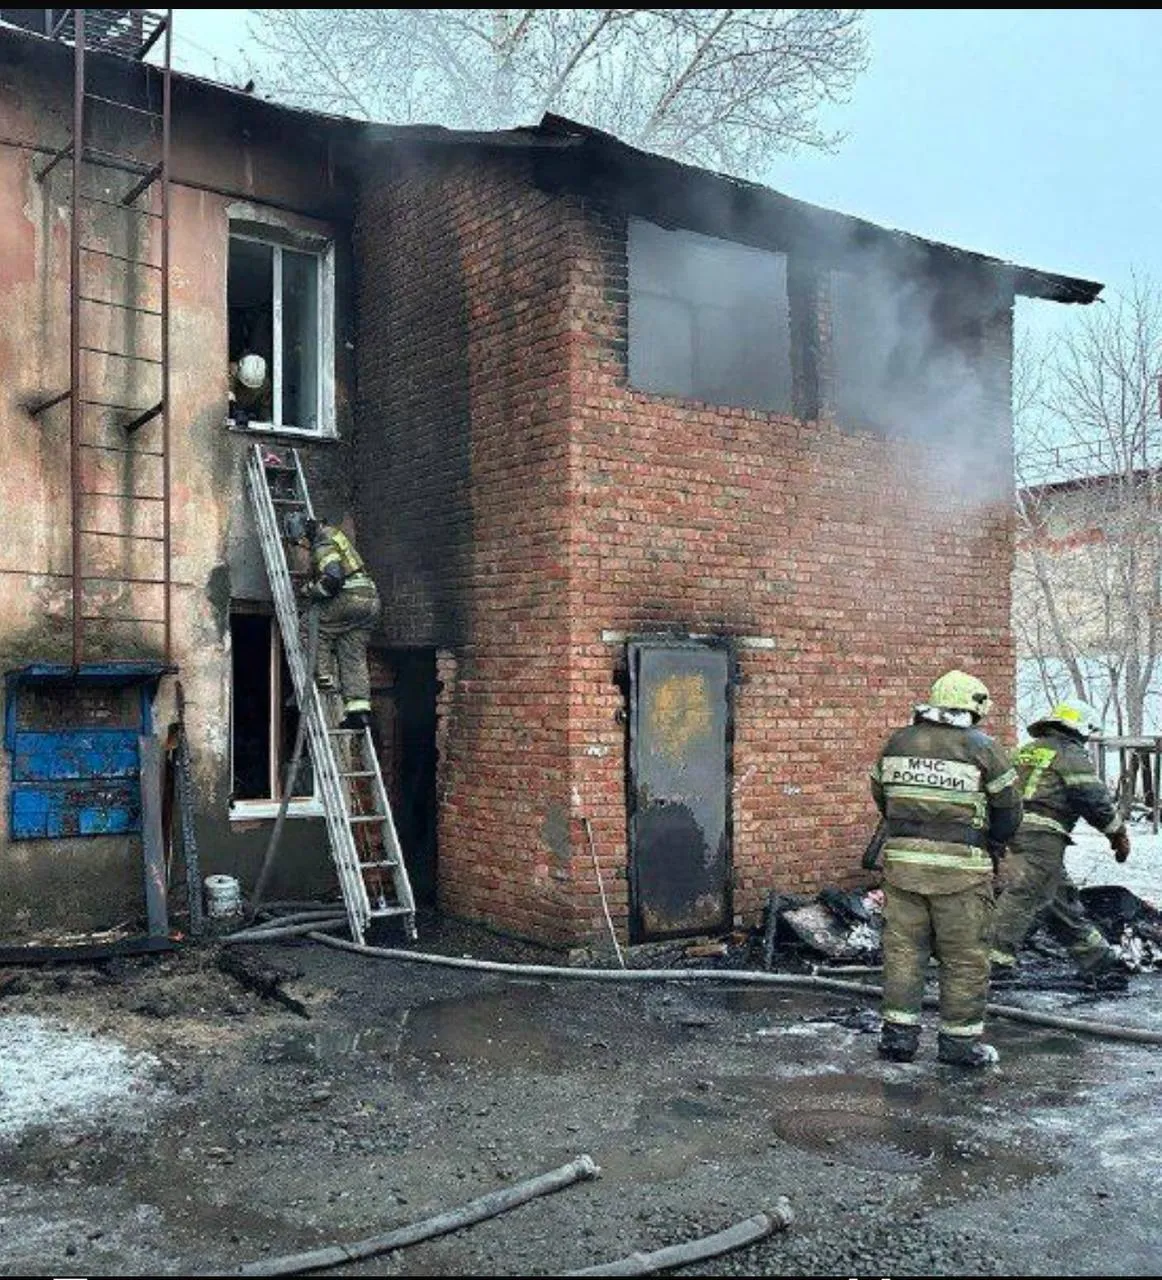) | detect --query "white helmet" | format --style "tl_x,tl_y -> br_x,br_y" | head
1029,698 -> 1104,740
237,353 -> 267,389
